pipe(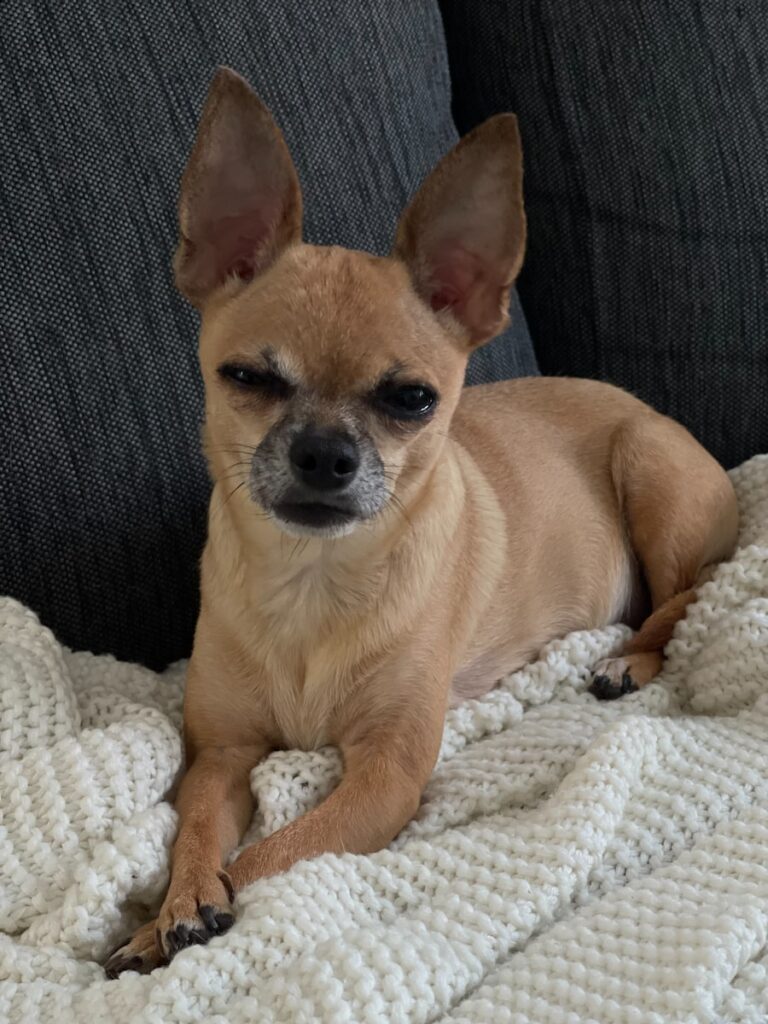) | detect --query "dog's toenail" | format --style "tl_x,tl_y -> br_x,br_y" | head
215,912 -> 235,934
199,904 -> 235,935
166,924 -> 189,955
589,674 -> 621,701
105,954 -> 142,979
619,670 -> 638,695
199,905 -> 217,932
